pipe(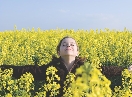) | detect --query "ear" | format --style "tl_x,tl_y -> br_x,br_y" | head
57,51 -> 60,56
76,51 -> 79,56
